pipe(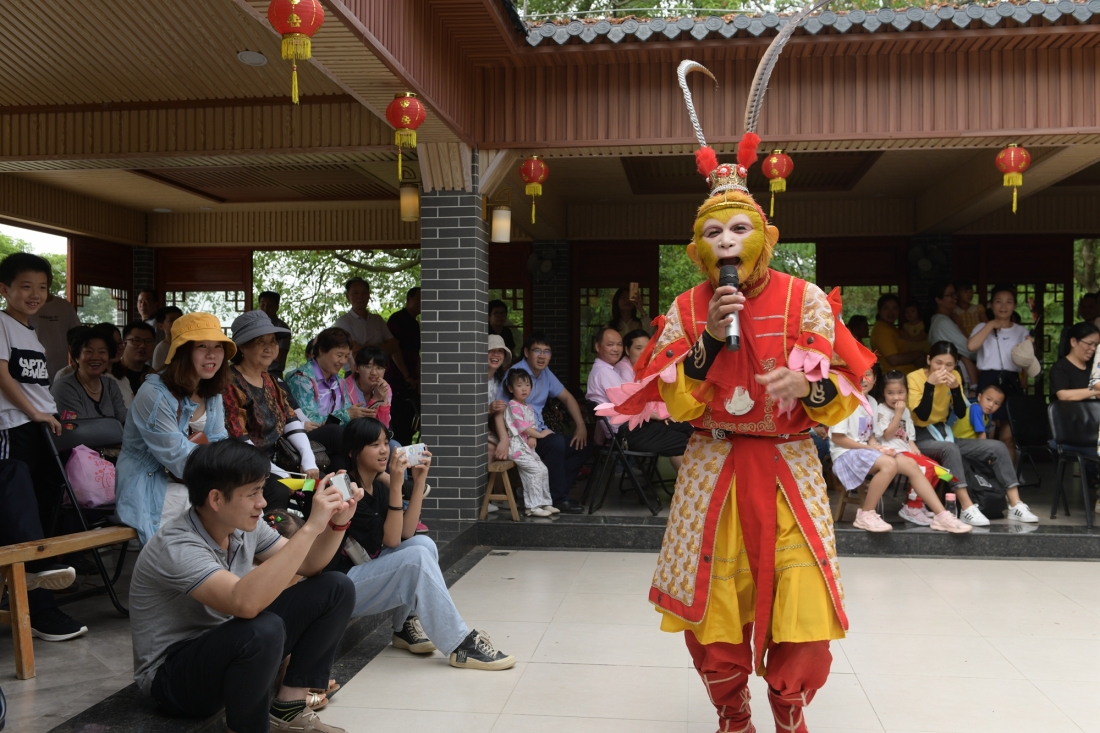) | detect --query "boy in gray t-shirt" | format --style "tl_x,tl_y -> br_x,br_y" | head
128,440 -> 362,733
